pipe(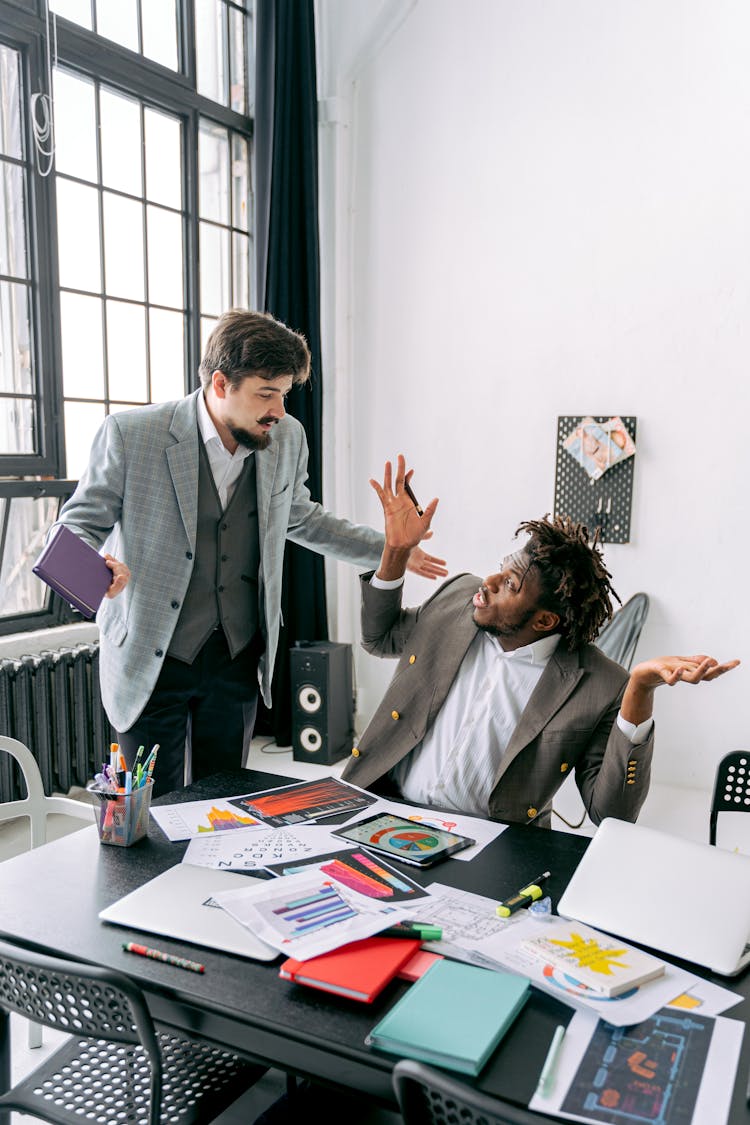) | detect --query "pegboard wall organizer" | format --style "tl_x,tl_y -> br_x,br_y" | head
554,416 -> 637,544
